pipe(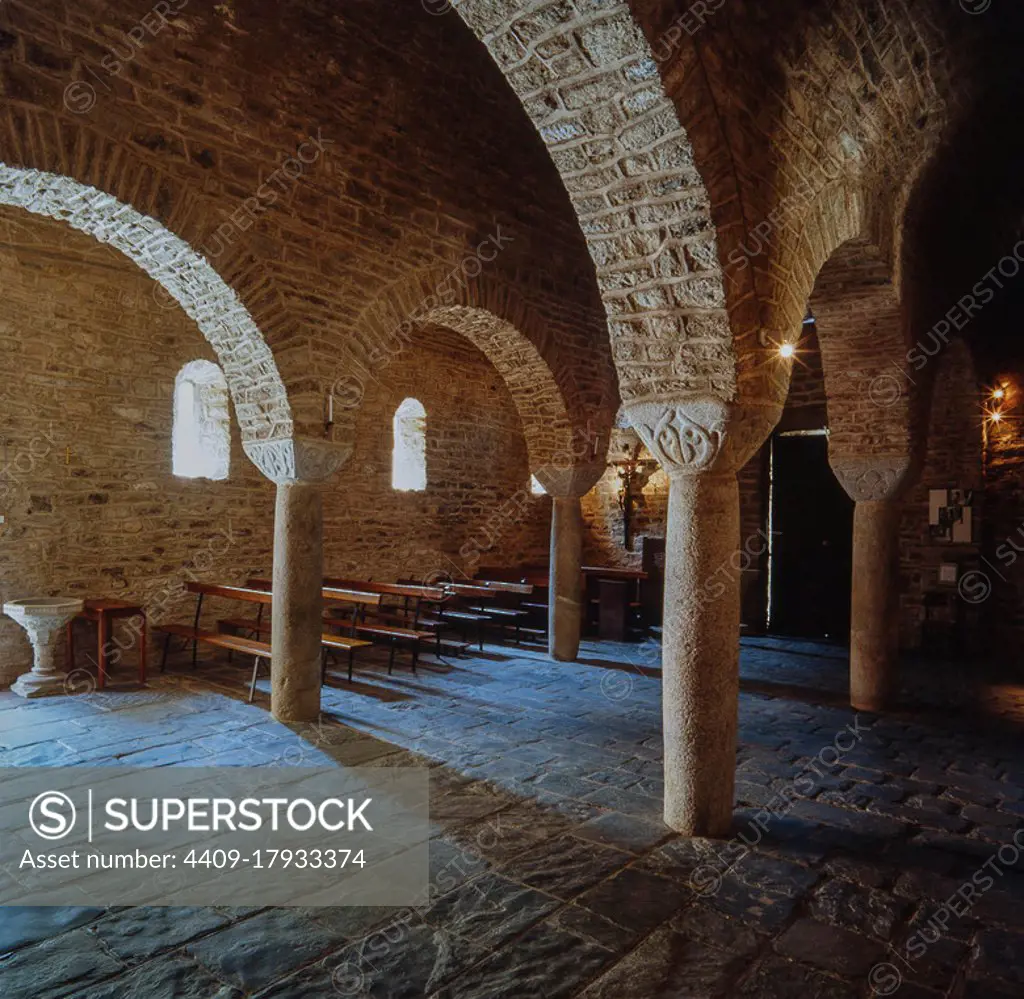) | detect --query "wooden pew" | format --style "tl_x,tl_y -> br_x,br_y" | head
320,578 -> 455,656
477,580 -> 534,596
248,578 -> 435,674
157,582 -> 374,692
476,569 -> 550,628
